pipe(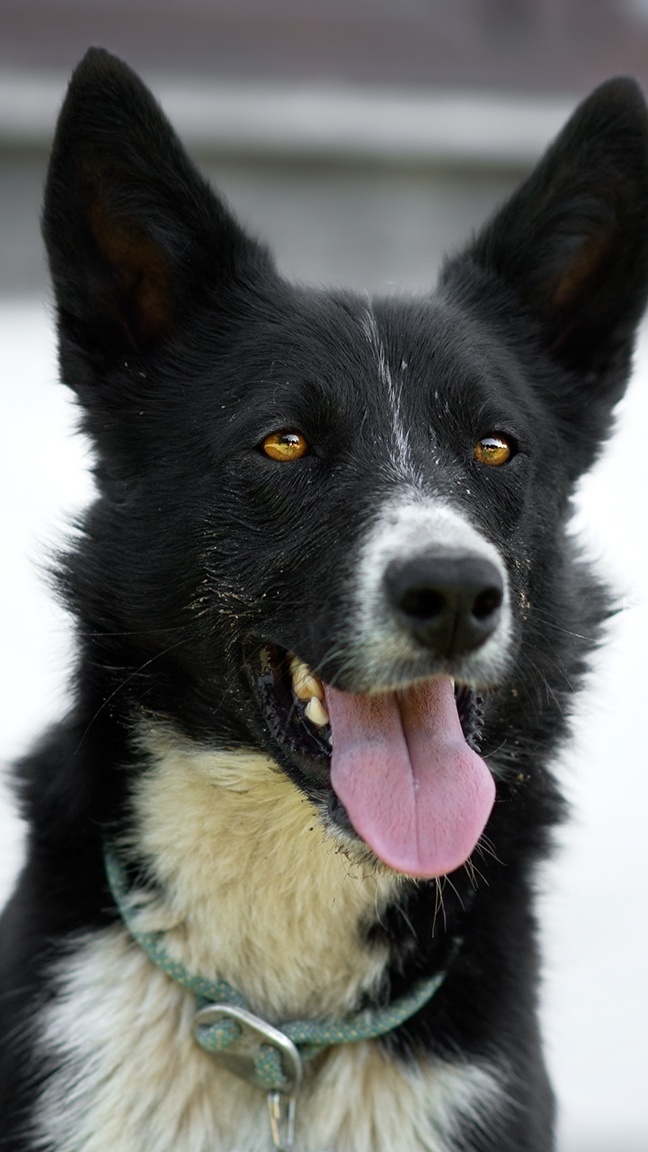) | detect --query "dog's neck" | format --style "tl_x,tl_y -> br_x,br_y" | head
125,725 -> 401,1022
